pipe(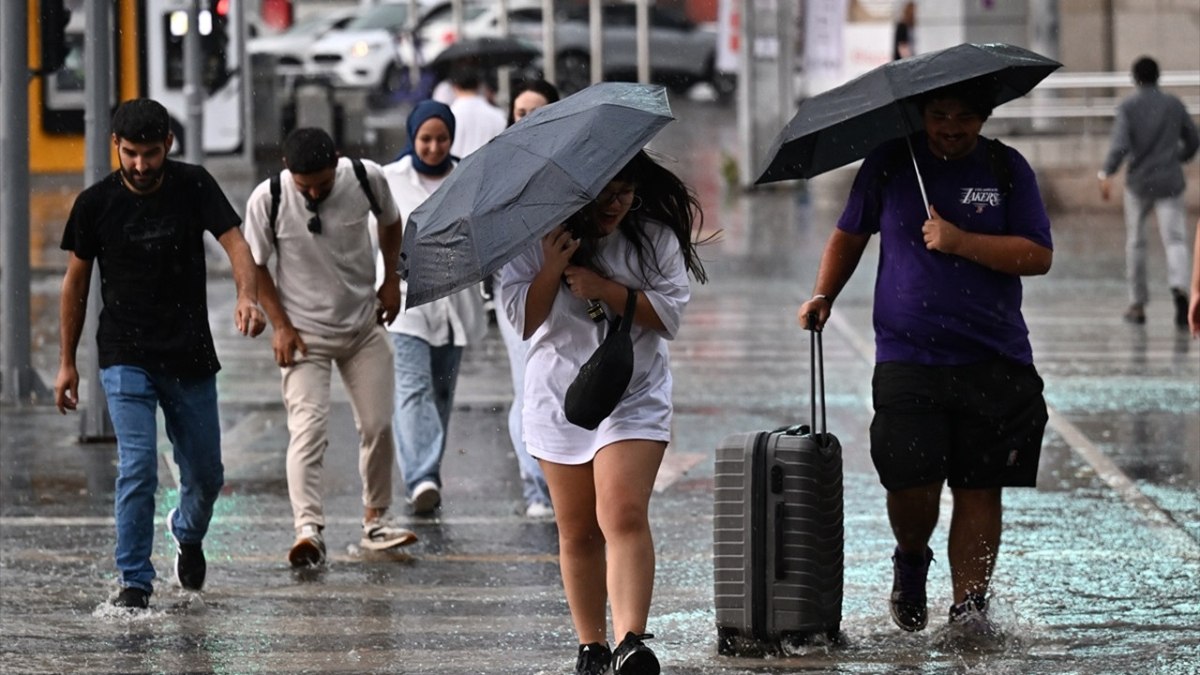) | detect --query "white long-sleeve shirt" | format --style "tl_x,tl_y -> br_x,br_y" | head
374,155 -> 484,346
